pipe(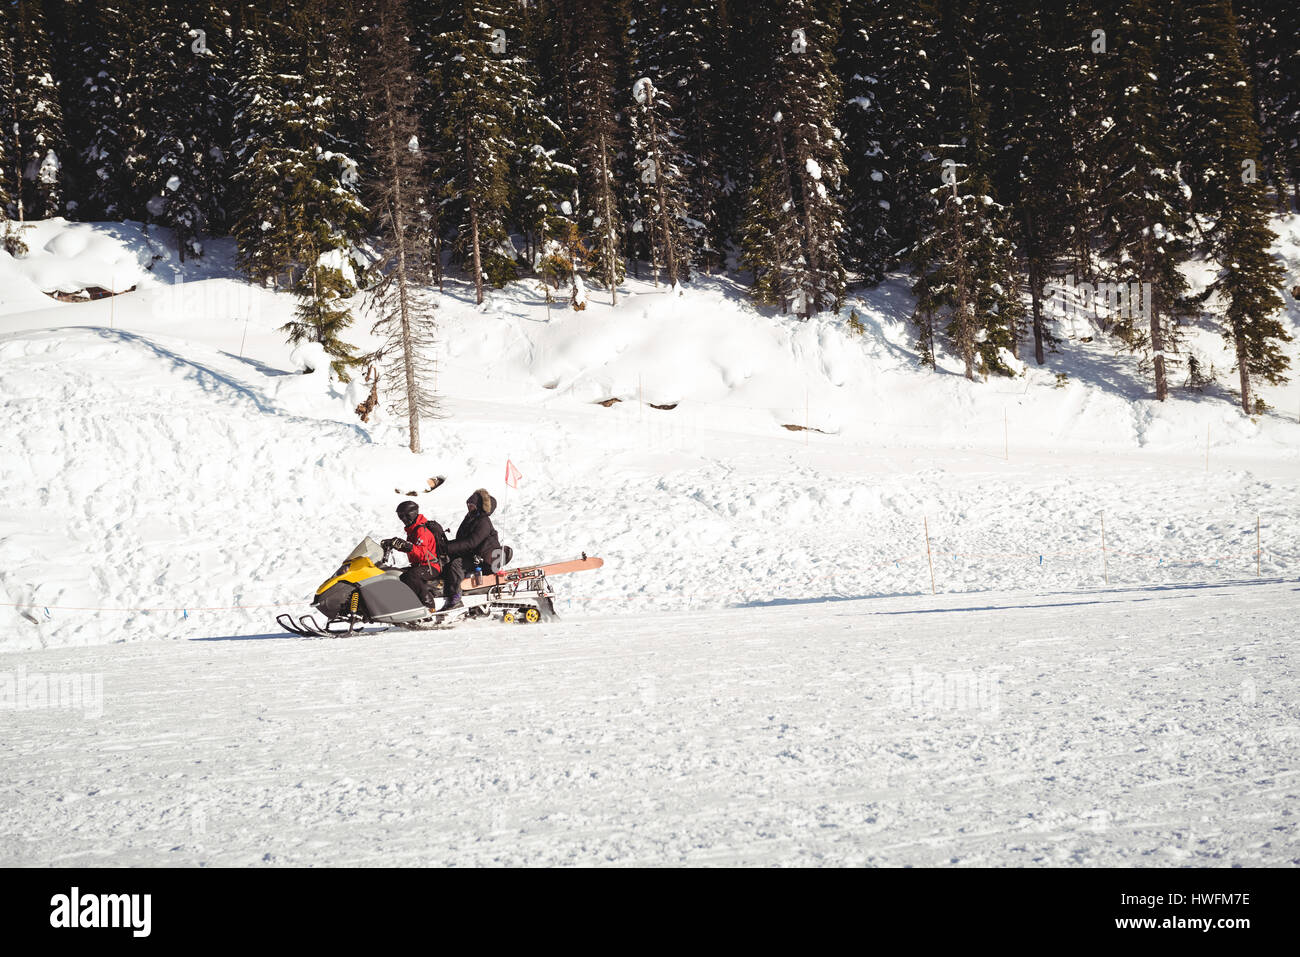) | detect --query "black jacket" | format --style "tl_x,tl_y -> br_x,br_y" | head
447,490 -> 503,570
